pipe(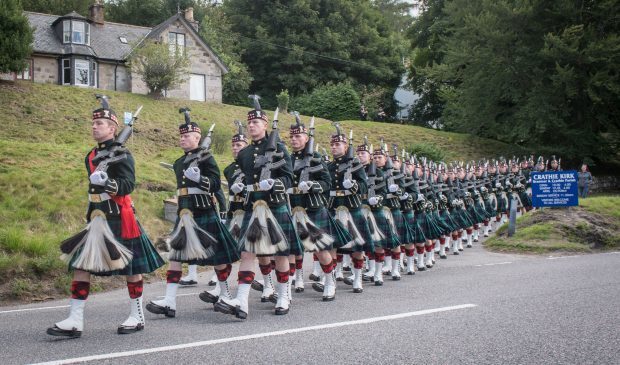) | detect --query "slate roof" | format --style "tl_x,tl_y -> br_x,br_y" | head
24,11 -> 227,72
